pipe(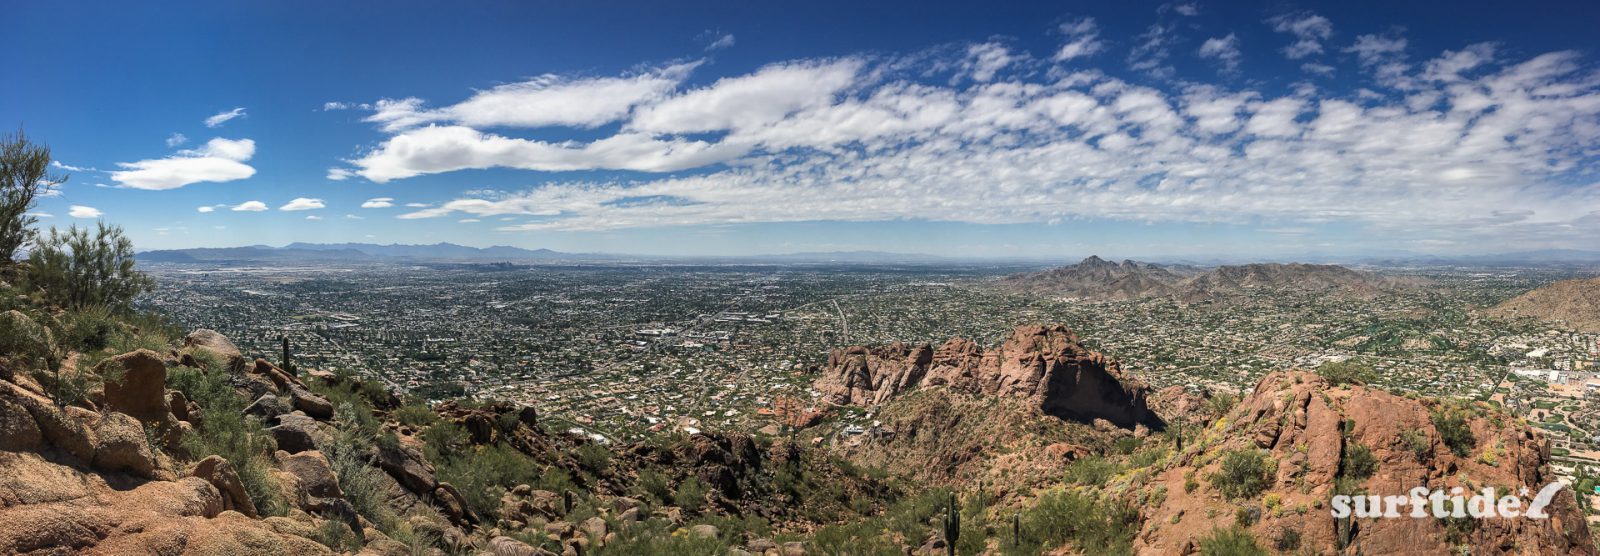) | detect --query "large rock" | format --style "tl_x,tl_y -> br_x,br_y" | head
375,441 -> 436,493
269,413 -> 328,453
280,450 -> 342,500
0,395 -> 44,452
813,323 -> 1162,429
490,535 -> 545,556
244,392 -> 293,423
191,455 -> 258,518
289,385 -> 335,420
183,329 -> 243,366
99,349 -> 172,425
91,411 -> 157,478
